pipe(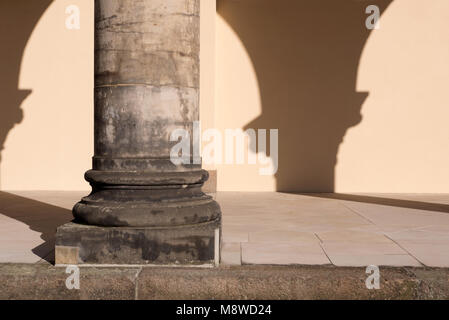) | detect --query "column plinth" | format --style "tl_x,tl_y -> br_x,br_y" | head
56,0 -> 221,265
